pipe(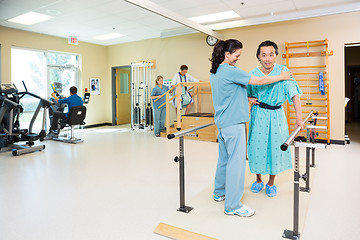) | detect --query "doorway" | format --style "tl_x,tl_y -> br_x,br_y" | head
345,44 -> 360,143
112,66 -> 131,125
345,45 -> 360,123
